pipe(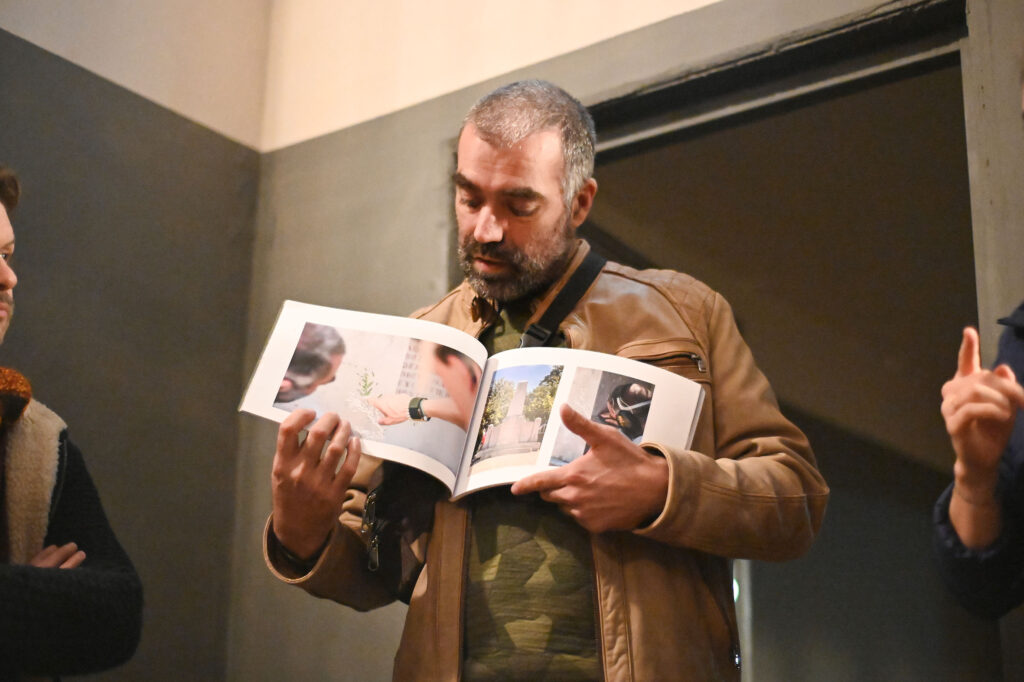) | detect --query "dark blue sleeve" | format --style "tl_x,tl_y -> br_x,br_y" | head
0,437 -> 143,677
933,308 -> 1024,618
